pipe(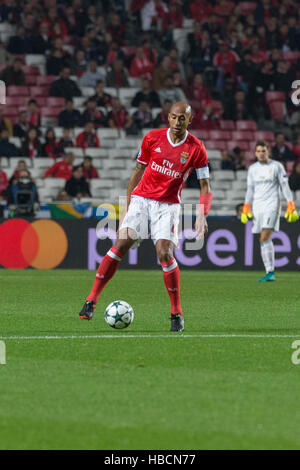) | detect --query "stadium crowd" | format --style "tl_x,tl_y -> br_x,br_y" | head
0,0 -> 300,207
